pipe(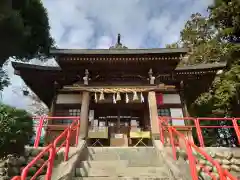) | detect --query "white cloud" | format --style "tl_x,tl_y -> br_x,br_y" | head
2,0 -> 213,110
